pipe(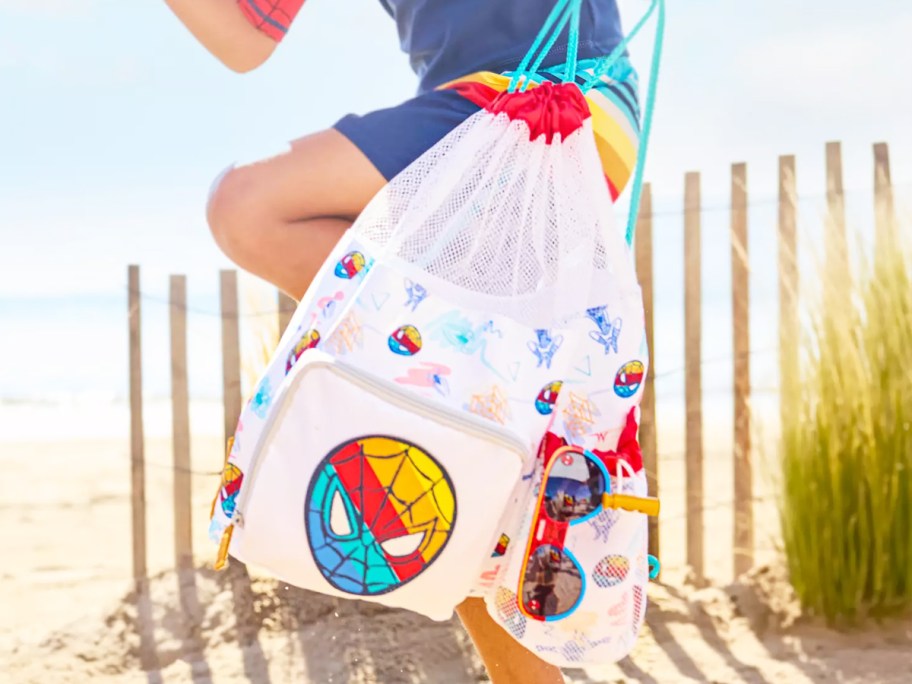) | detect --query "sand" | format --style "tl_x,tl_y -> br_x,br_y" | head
2,417 -> 910,683
4,559 -> 911,683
